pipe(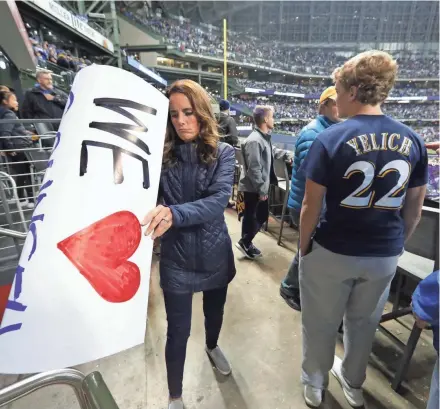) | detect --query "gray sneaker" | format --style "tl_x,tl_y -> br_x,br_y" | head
205,346 -> 232,375
168,399 -> 184,409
